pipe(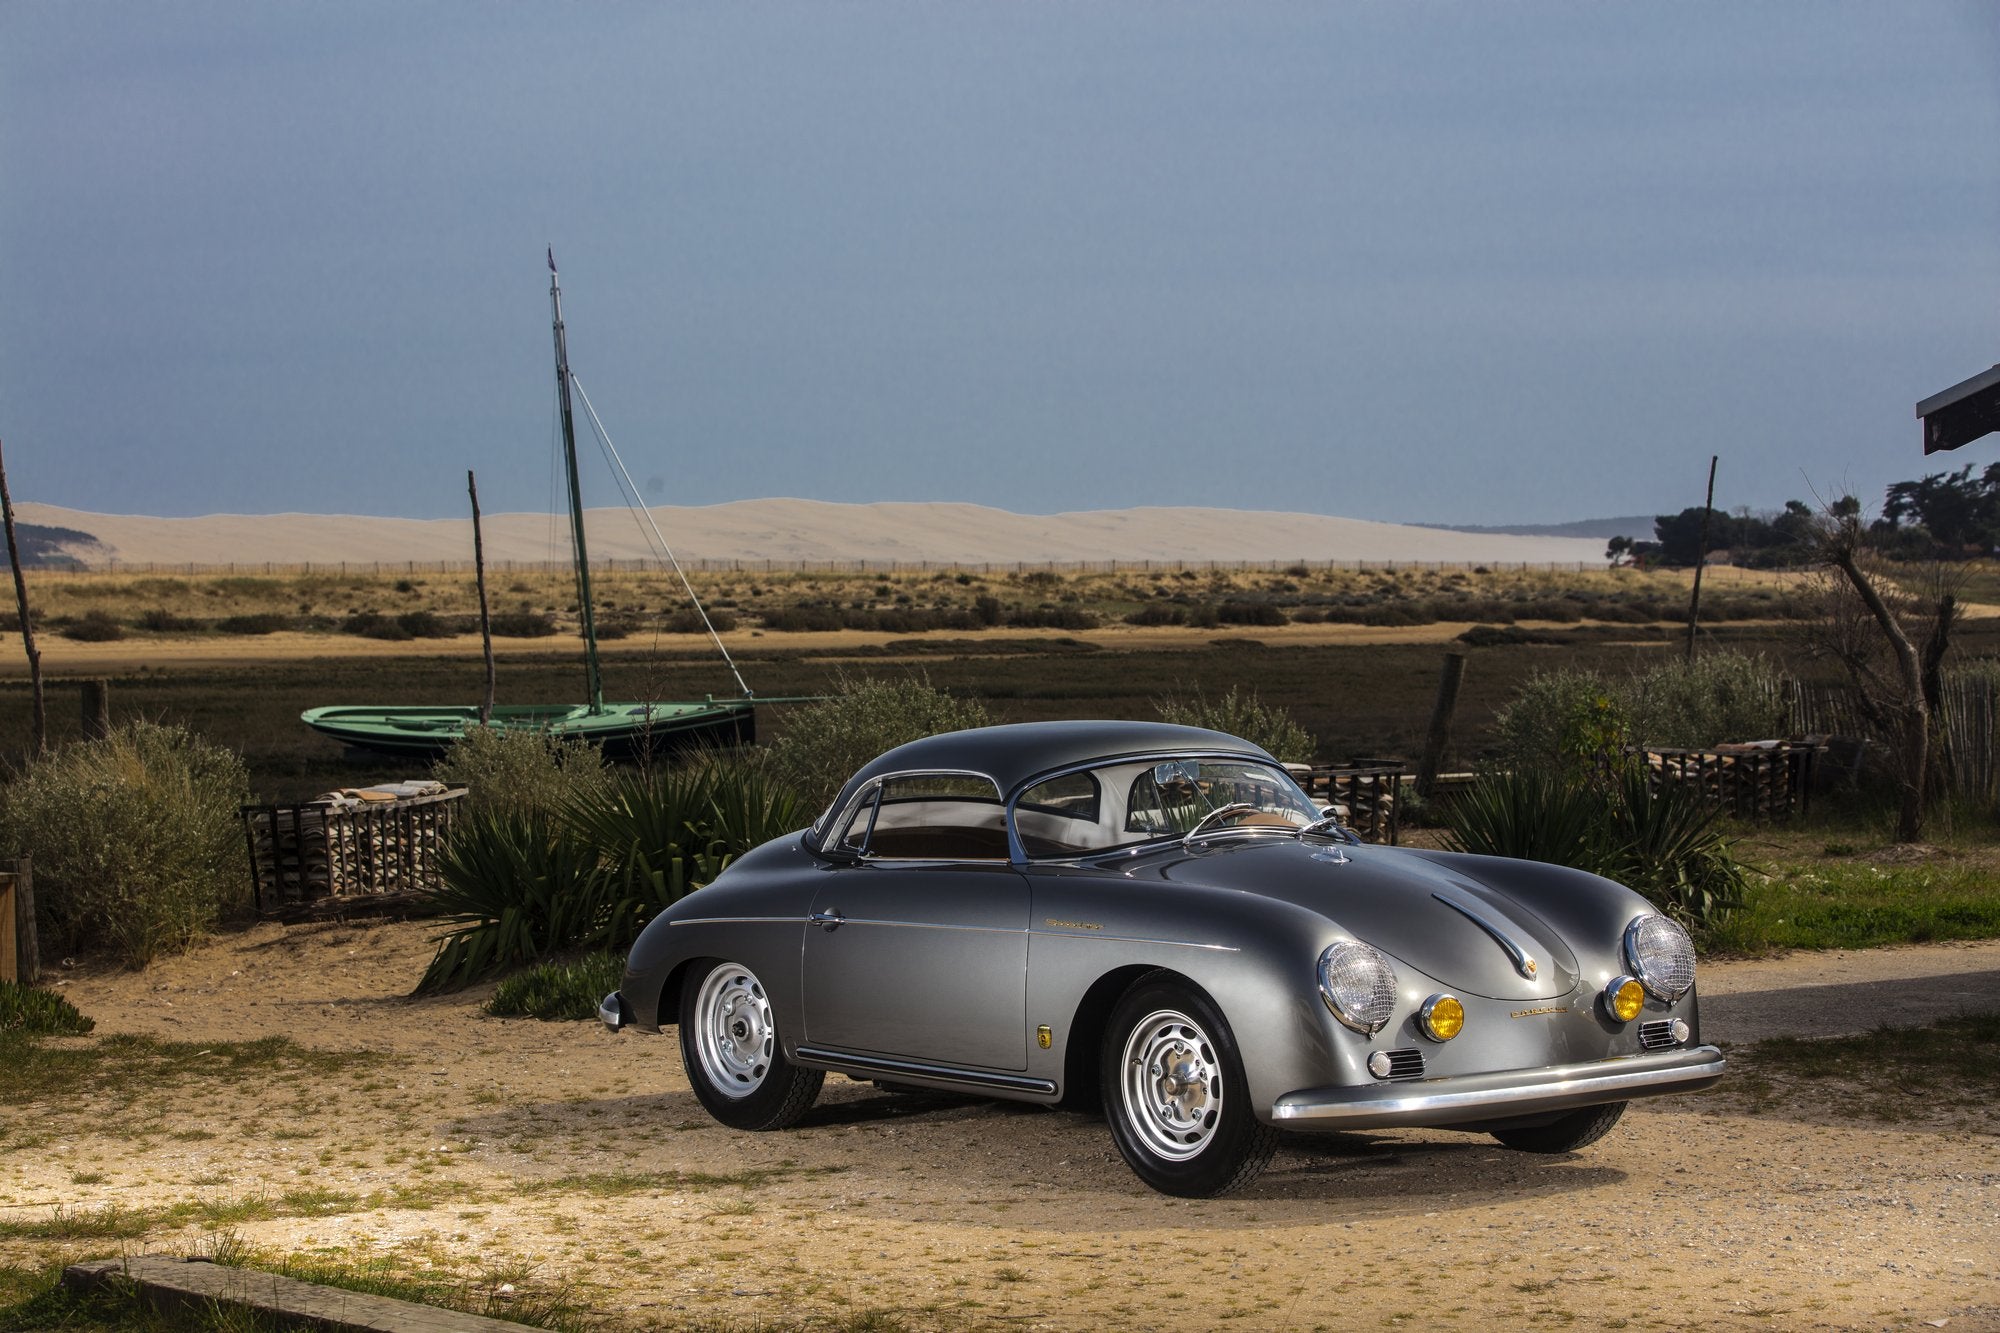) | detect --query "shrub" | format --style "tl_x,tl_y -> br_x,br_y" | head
1155,685 -> 1315,763
138,608 -> 200,633
0,980 -> 94,1036
489,612 -> 557,638
431,725 -> 610,820
1125,604 -> 1185,627
1618,652 -> 1786,748
763,674 -> 990,807
486,951 -> 624,1020
59,611 -> 124,642
1491,668 -> 1630,776
0,721 -> 251,966
340,612 -> 411,641
1217,601 -> 1288,627
759,606 -> 844,632
216,613 -> 289,635
395,610 -> 454,639
662,607 -> 737,634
